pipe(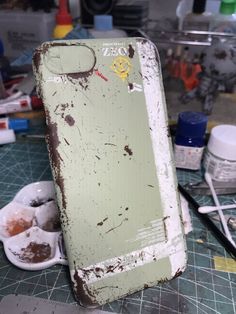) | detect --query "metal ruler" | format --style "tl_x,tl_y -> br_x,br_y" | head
0,295 -> 111,314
